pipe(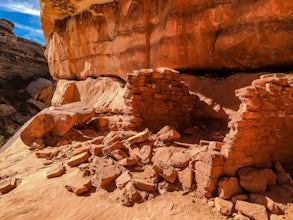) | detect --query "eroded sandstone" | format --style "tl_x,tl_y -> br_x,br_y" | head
41,0 -> 293,80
